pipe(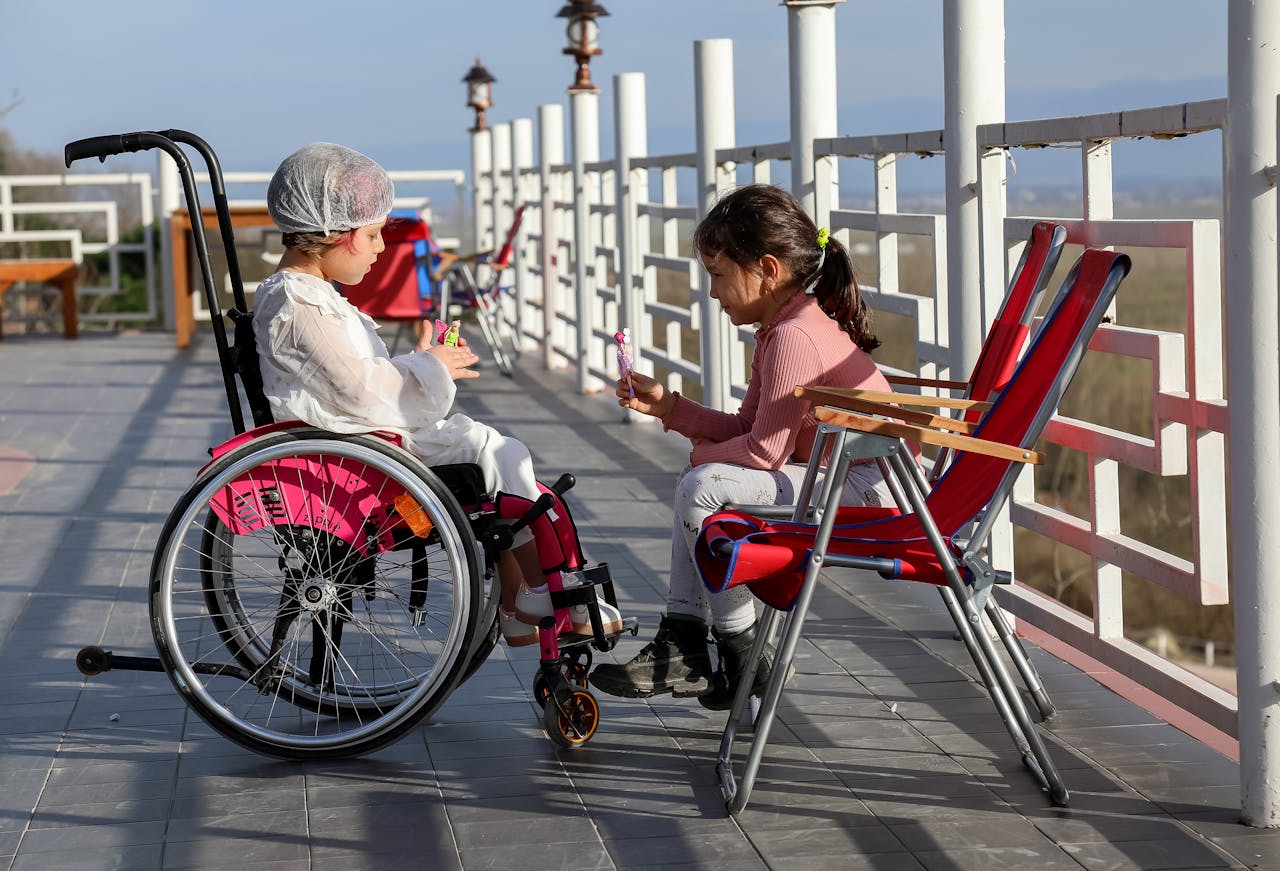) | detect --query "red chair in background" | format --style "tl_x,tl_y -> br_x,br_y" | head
338,211 -> 439,352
